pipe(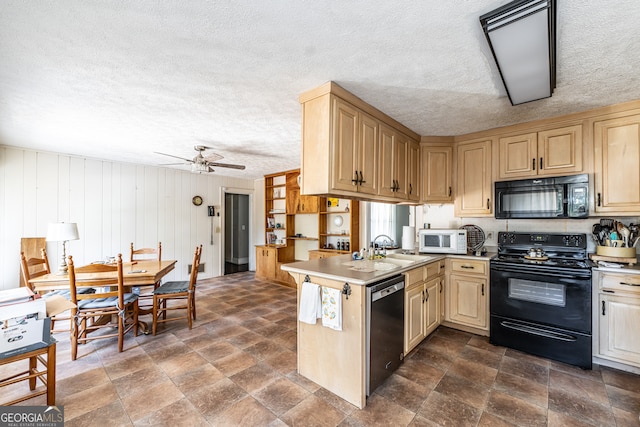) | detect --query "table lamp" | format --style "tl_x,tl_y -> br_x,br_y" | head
46,222 -> 79,275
